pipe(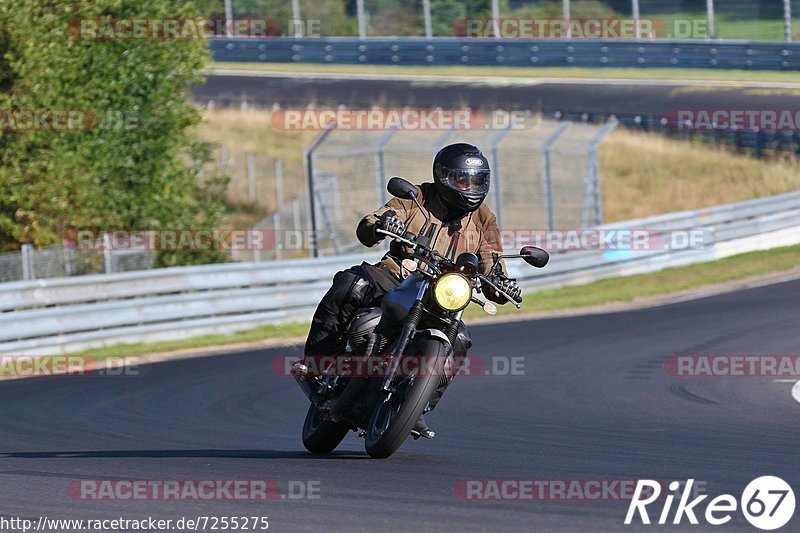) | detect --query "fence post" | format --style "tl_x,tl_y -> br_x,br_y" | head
21,244 -> 33,281
103,232 -> 113,274
246,151 -> 256,203
304,124 -> 336,257
784,0 -> 793,42
706,0 -> 716,39
223,0 -> 233,37
489,124 -> 513,229
375,130 -> 397,210
274,158 -> 284,209
631,0 -> 641,40
423,0 -> 432,38
585,118 -> 619,226
292,198 -> 302,233
357,0 -> 366,39
273,212 -> 282,260
541,123 -> 570,230
563,0 -> 571,38
292,0 -> 302,37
